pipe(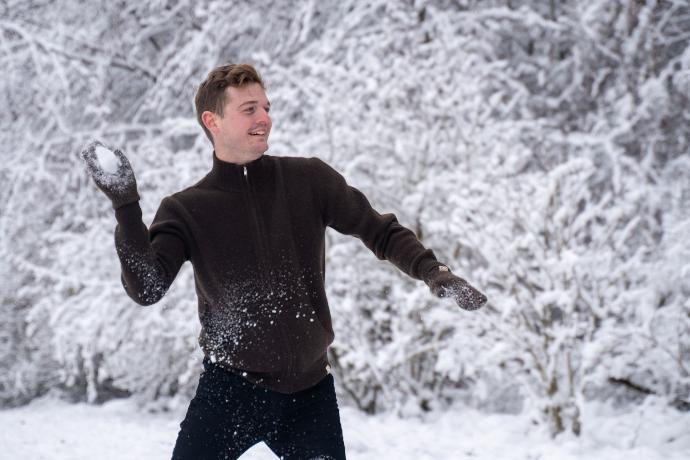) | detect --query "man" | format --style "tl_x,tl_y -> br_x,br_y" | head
81,63 -> 486,460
